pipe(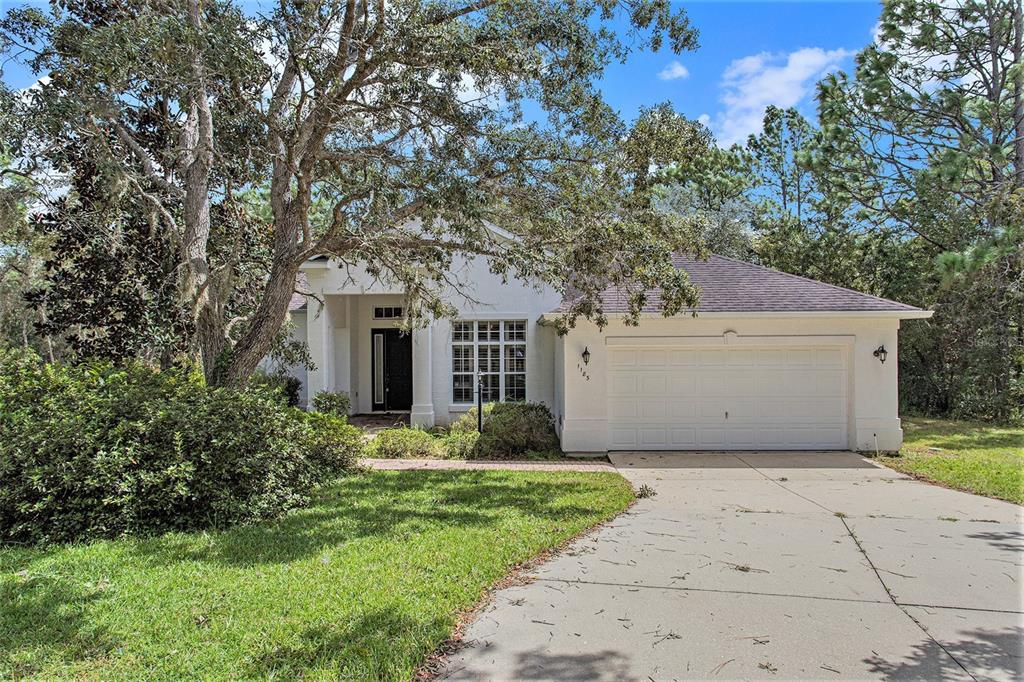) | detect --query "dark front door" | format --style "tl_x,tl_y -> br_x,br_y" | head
371,329 -> 413,411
